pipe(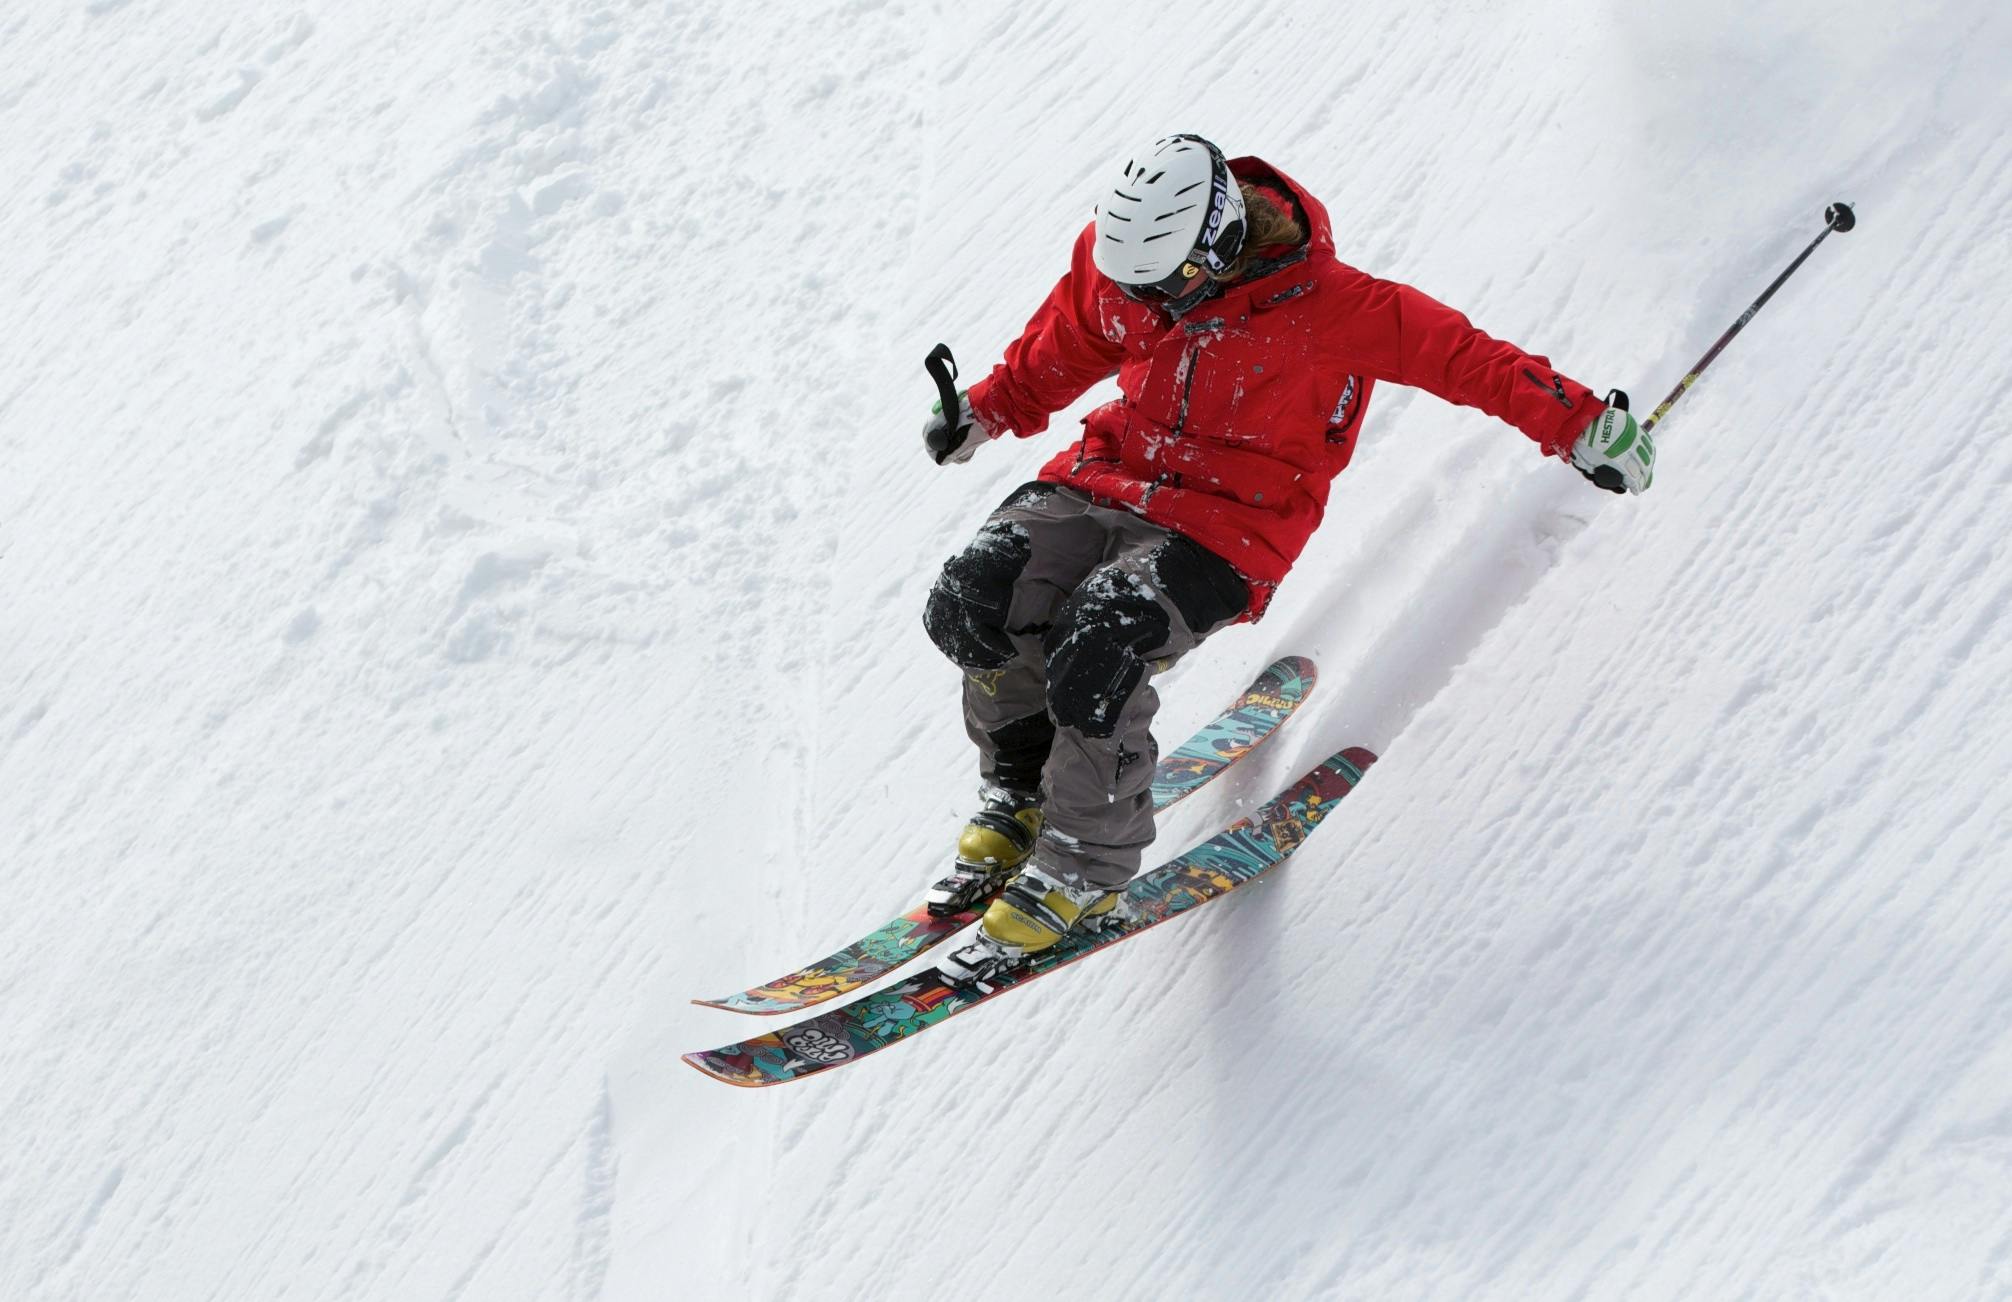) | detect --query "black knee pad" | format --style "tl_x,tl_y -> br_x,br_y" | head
1150,536 -> 1249,635
923,520 -> 1031,669
1043,568 -> 1171,739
